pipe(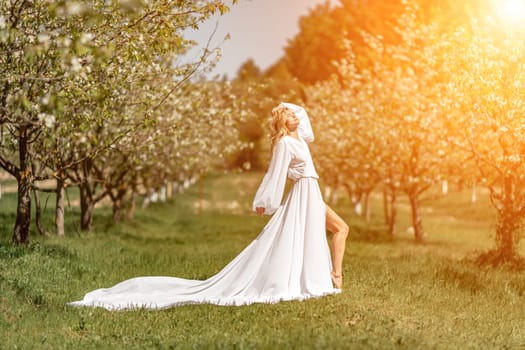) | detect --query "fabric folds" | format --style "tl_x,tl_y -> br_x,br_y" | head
68,178 -> 338,311
68,103 -> 339,311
